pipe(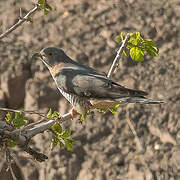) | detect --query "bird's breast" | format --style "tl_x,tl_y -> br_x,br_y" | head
58,87 -> 92,114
